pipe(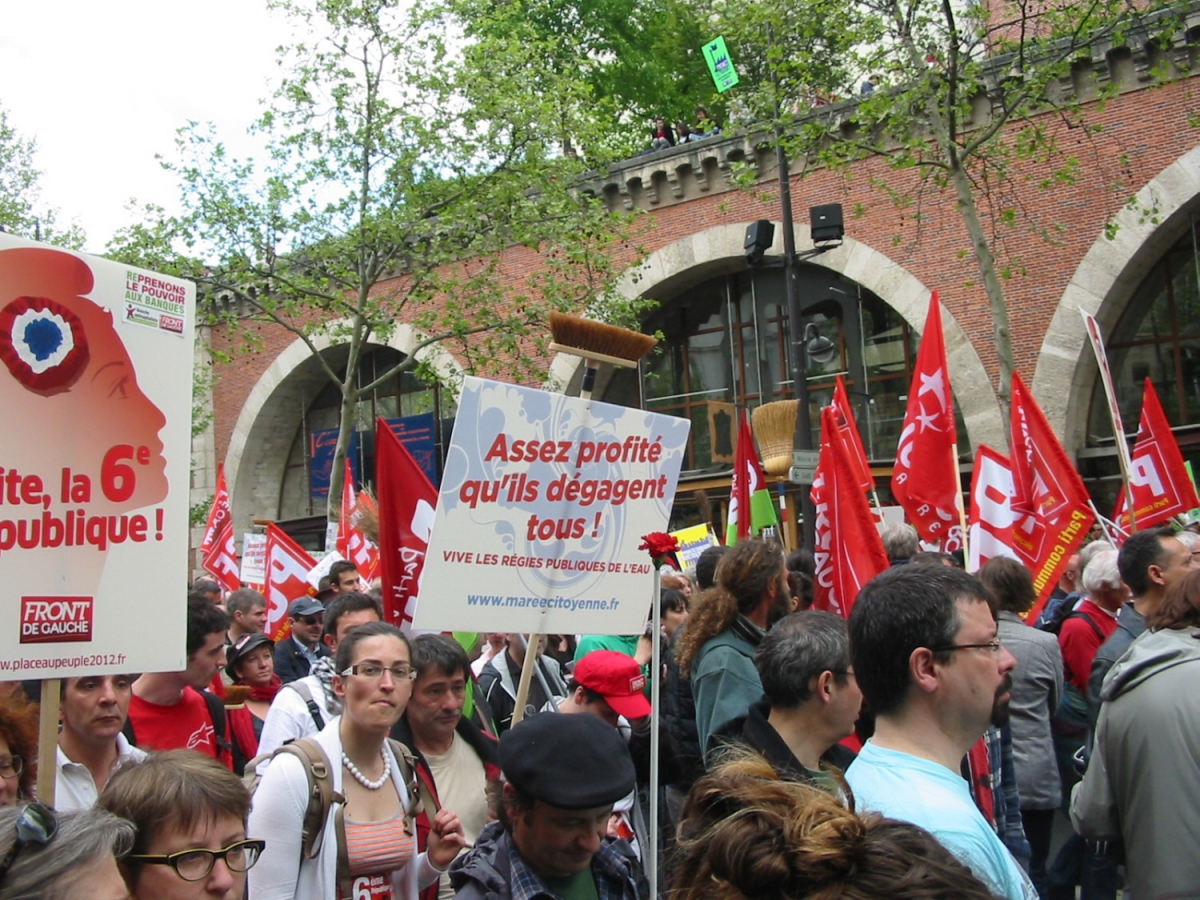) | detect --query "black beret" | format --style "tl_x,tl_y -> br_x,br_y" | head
500,713 -> 635,809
